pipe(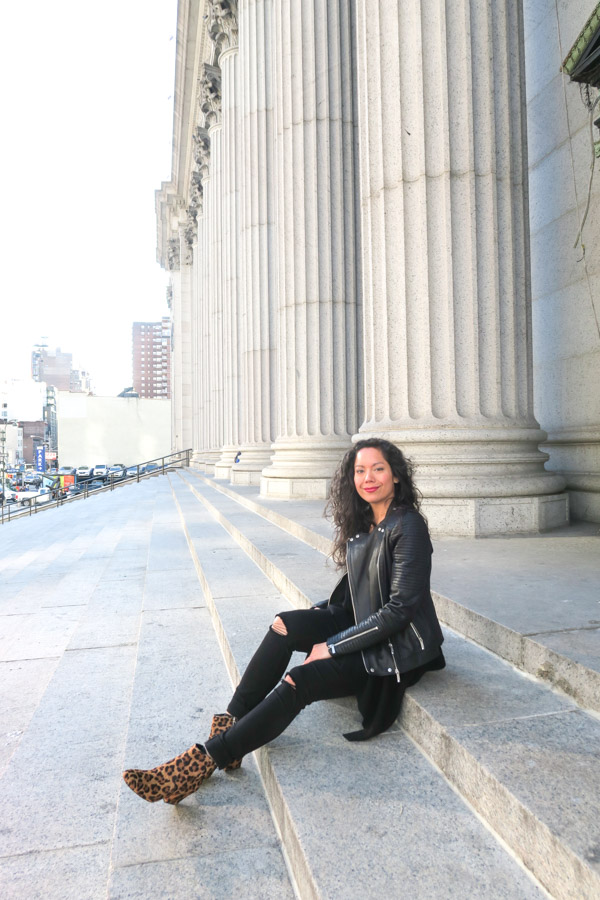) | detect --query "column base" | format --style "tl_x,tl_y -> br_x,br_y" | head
260,437 -> 351,500
190,452 -> 207,472
423,493 -> 569,536
543,428 -> 600,523
355,424 -> 569,534
214,446 -> 238,481
202,449 -> 222,475
230,445 -> 273,486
